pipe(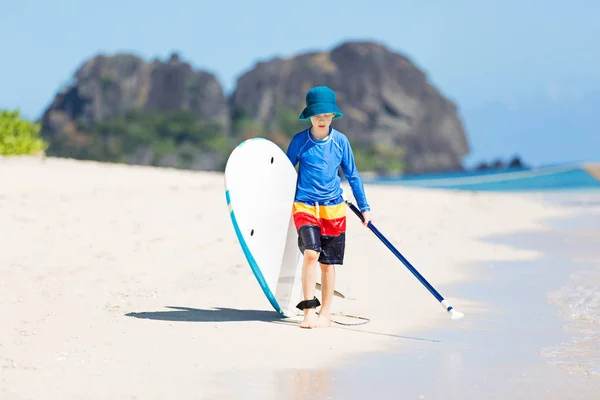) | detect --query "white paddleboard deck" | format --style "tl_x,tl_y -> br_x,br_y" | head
224,138 -> 304,317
